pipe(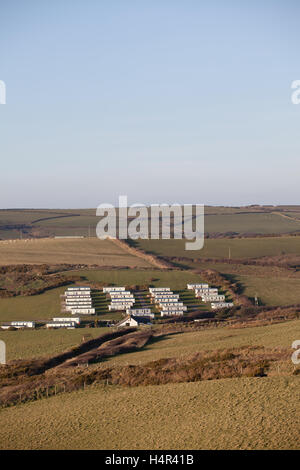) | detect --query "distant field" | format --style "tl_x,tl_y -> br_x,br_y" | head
204,212 -> 300,234
0,327 -> 108,361
68,268 -> 204,289
137,236 -> 300,259
2,207 -> 300,239
0,238 -> 151,267
0,376 -> 298,449
102,319 -> 300,367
